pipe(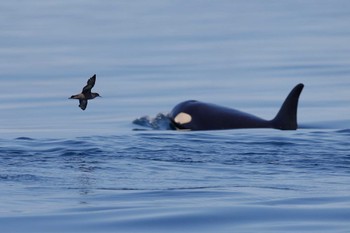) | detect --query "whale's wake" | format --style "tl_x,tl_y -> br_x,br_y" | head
133,113 -> 175,130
